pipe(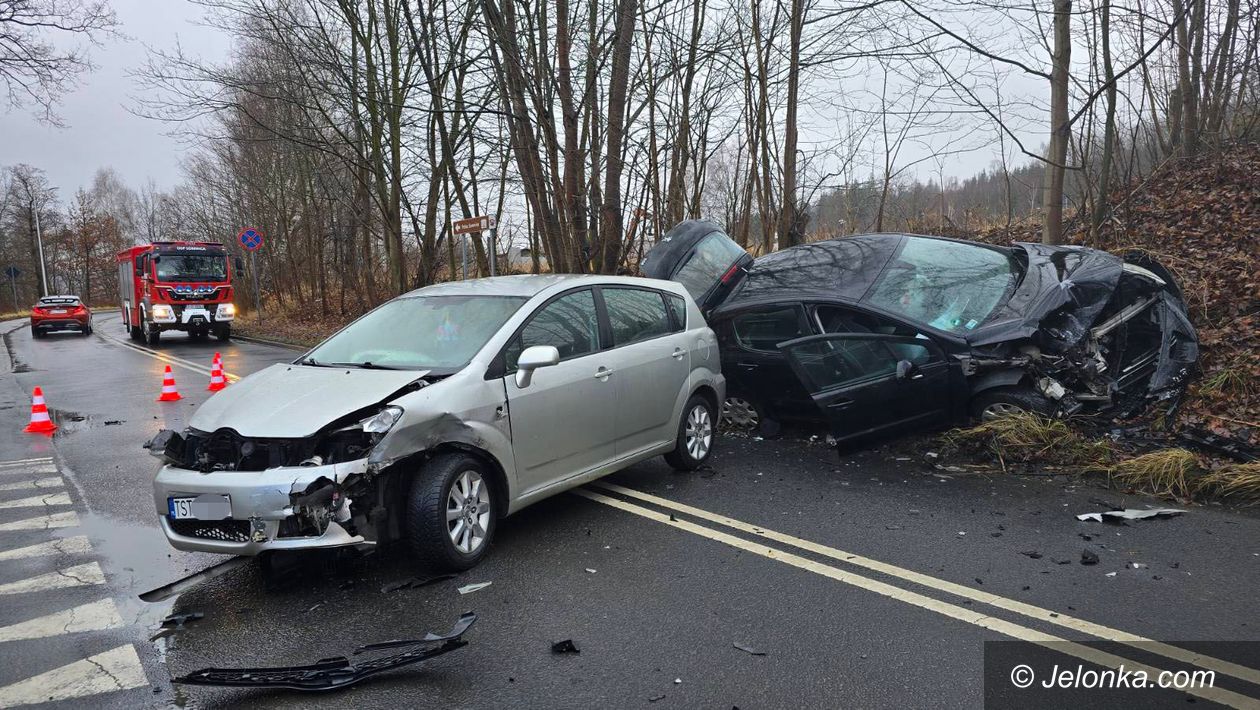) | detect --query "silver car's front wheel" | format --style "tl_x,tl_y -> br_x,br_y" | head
447,469 -> 491,555
665,394 -> 716,471
406,453 -> 497,571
